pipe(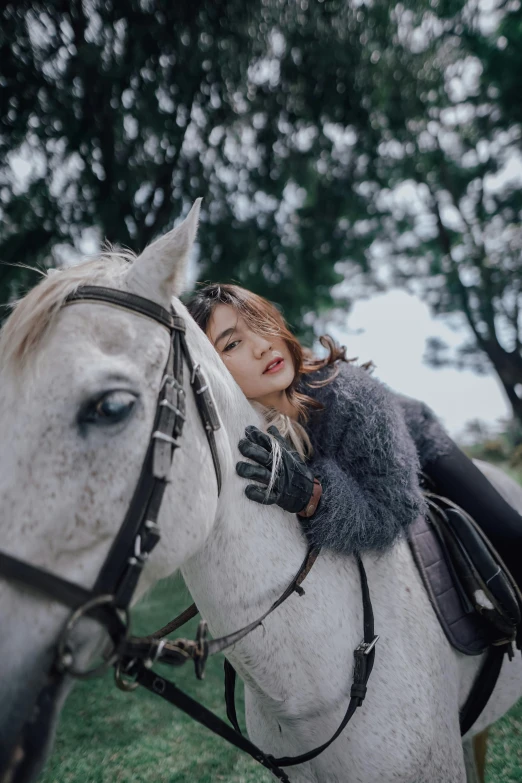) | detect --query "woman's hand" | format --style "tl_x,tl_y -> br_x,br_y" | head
236,425 -> 317,514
